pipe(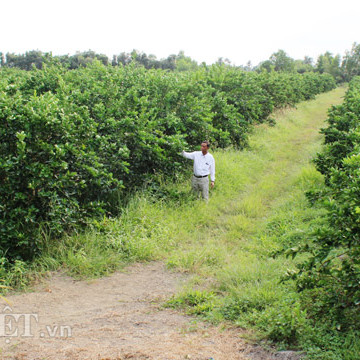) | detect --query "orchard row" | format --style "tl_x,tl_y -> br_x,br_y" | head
289,76 -> 360,328
0,62 -> 335,259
